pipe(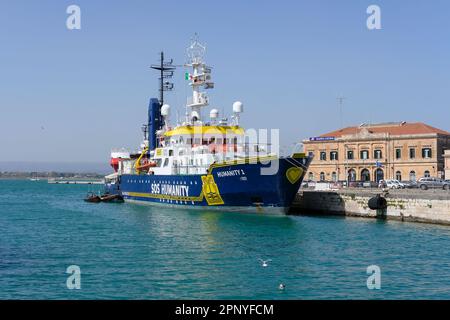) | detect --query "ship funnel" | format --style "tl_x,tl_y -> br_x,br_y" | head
148,98 -> 162,151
